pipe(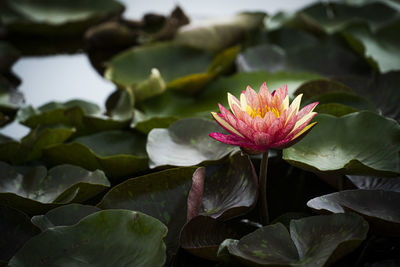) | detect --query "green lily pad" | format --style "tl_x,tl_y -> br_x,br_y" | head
237,33 -> 372,76
0,162 -> 110,215
31,204 -> 101,231
187,153 -> 258,221
1,0 -> 125,35
347,175 -> 400,192
283,111 -> 400,176
105,41 -> 225,99
18,96 -> 133,136
300,1 -> 398,33
0,85 -> 24,127
147,118 -> 238,168
218,213 -> 368,266
294,79 -> 353,99
131,110 -> 178,134
342,20 -> 400,72
307,189 -> 400,236
98,167 -> 197,261
180,216 -> 238,261
0,205 -> 40,261
44,130 -> 148,180
8,210 -> 167,267
0,126 -> 74,164
139,71 -> 322,120
175,12 -> 265,53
